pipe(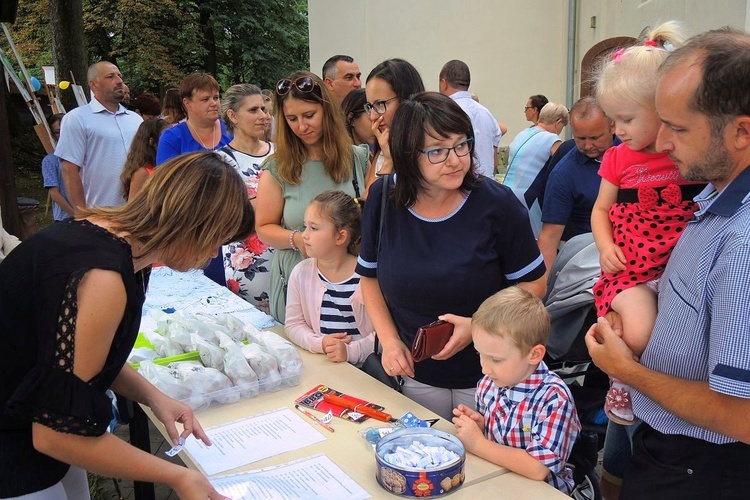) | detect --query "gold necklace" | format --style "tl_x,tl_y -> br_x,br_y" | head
187,119 -> 217,150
